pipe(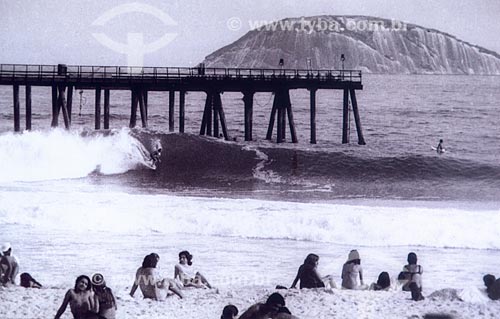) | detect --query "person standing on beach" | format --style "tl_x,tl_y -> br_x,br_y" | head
0,242 -> 19,285
130,253 -> 183,300
54,275 -> 99,319
341,249 -> 366,290
91,273 -> 117,319
290,253 -> 336,289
